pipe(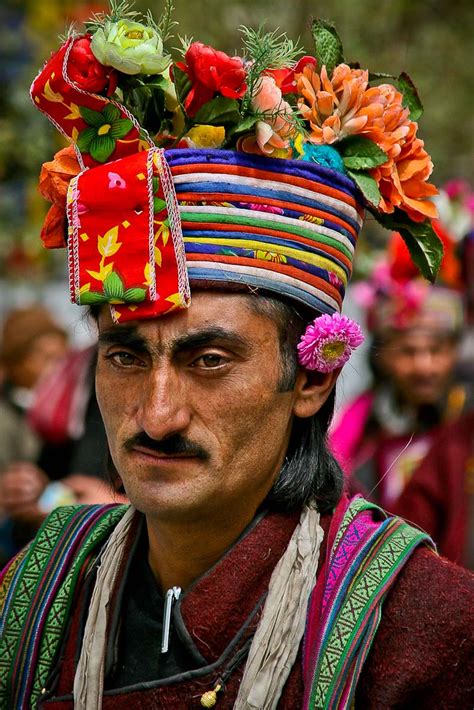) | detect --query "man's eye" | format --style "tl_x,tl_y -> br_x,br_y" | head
107,351 -> 141,367
193,353 -> 227,368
